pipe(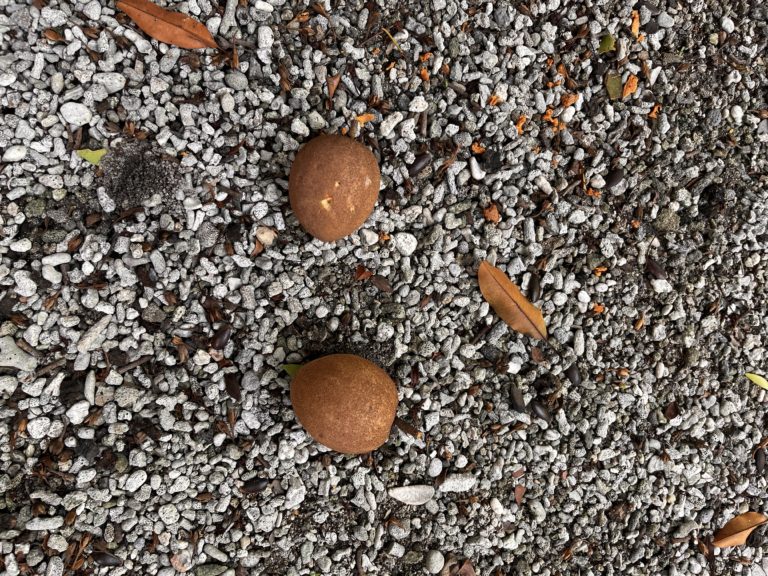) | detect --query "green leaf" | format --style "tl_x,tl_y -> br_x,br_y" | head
598,34 -> 616,54
282,364 -> 302,377
76,148 -> 108,166
605,72 -> 622,100
746,373 -> 768,391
